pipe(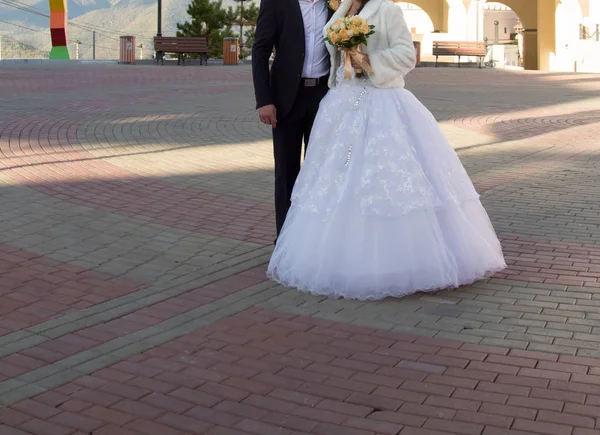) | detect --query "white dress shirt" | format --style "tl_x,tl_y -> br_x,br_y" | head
299,0 -> 330,78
